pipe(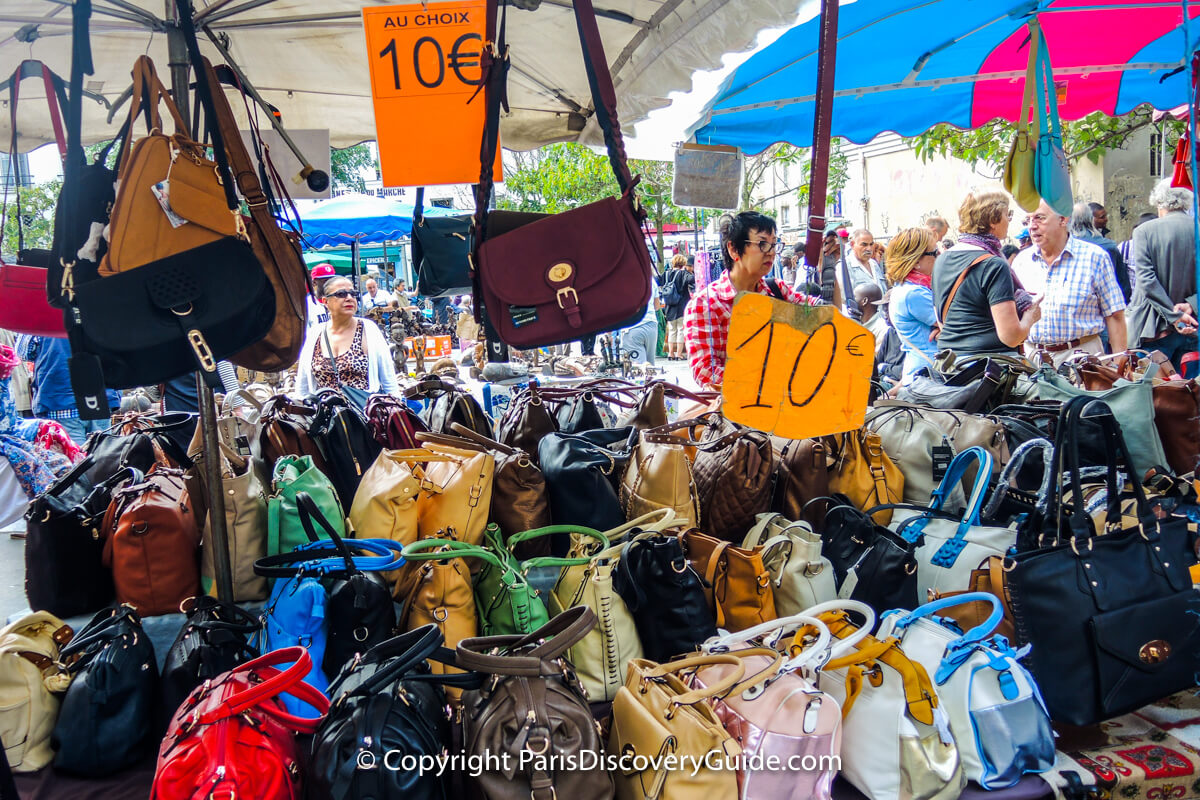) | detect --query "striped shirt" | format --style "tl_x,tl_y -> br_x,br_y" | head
1012,236 -> 1126,345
